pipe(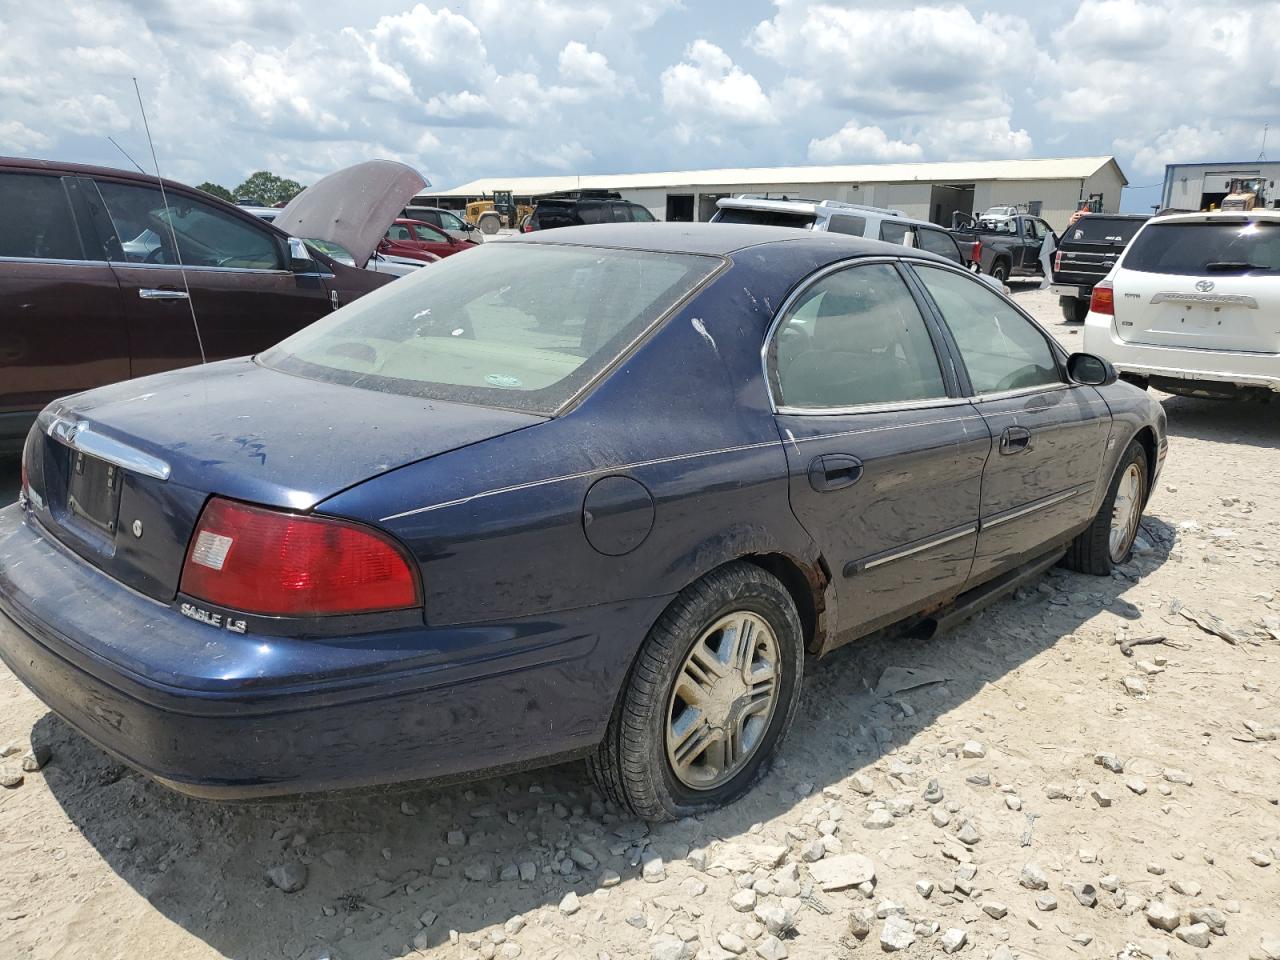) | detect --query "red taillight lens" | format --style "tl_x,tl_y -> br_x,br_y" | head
1090,281 -> 1115,316
1053,249 -> 1062,272
180,498 -> 420,617
970,240 -> 981,264
522,224 -> 534,233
